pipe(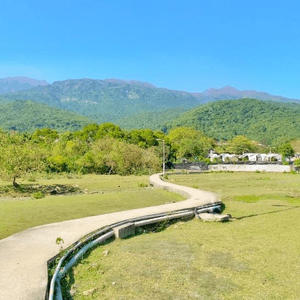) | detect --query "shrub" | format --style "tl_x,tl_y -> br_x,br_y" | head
294,158 -> 300,166
31,191 -> 45,199
27,175 -> 36,182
